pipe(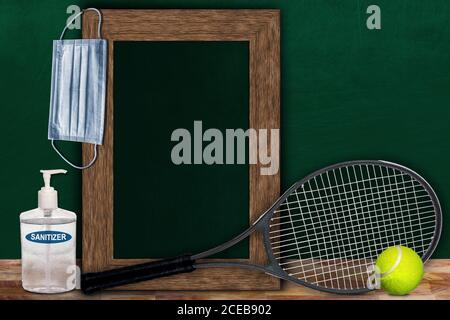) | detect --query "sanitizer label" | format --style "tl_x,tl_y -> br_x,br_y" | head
25,231 -> 72,244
